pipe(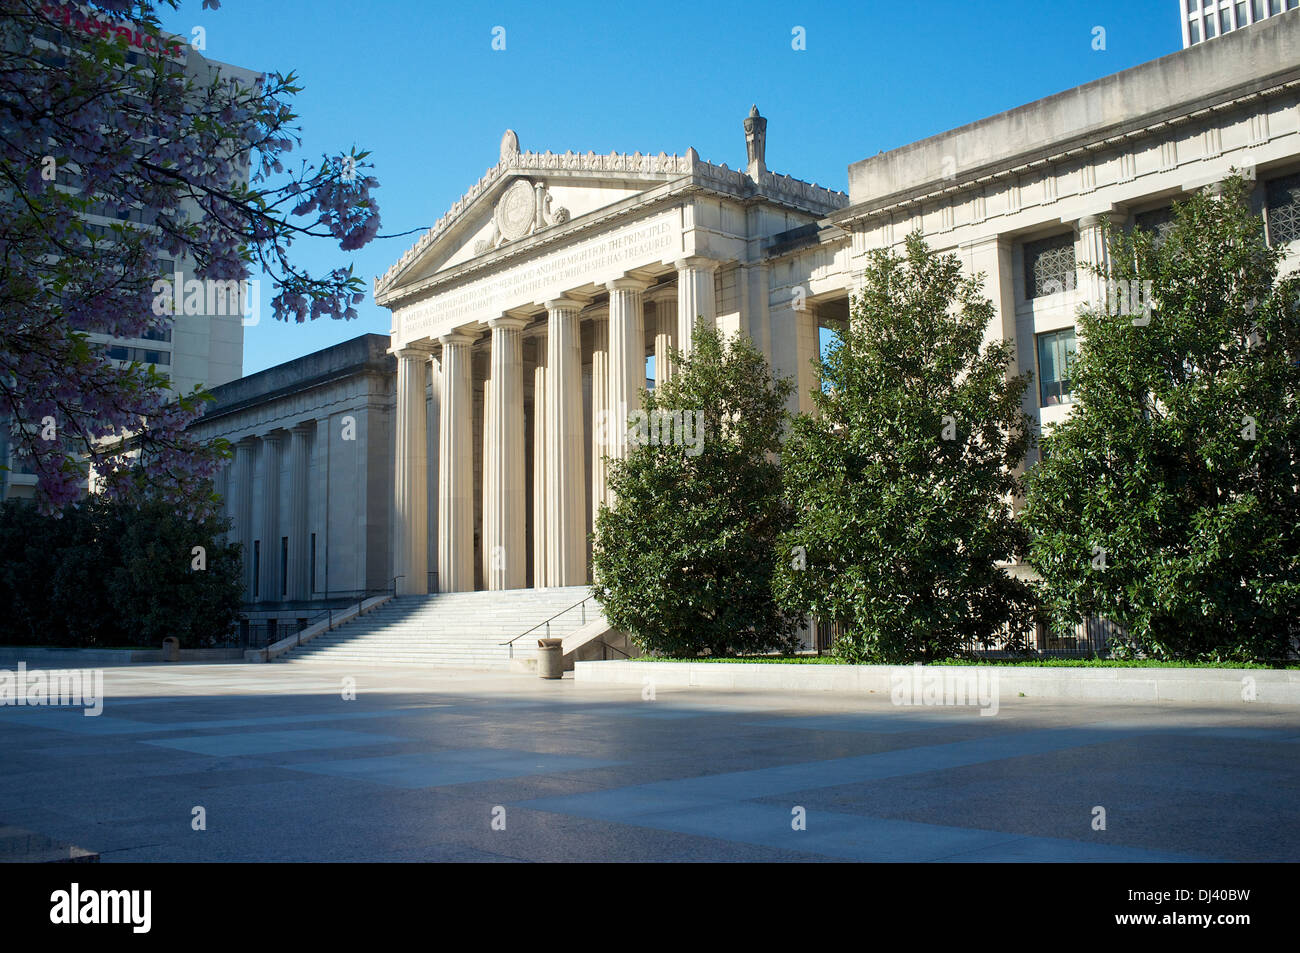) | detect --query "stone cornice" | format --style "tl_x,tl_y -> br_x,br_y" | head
375,146 -> 848,304
829,73 -> 1300,233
